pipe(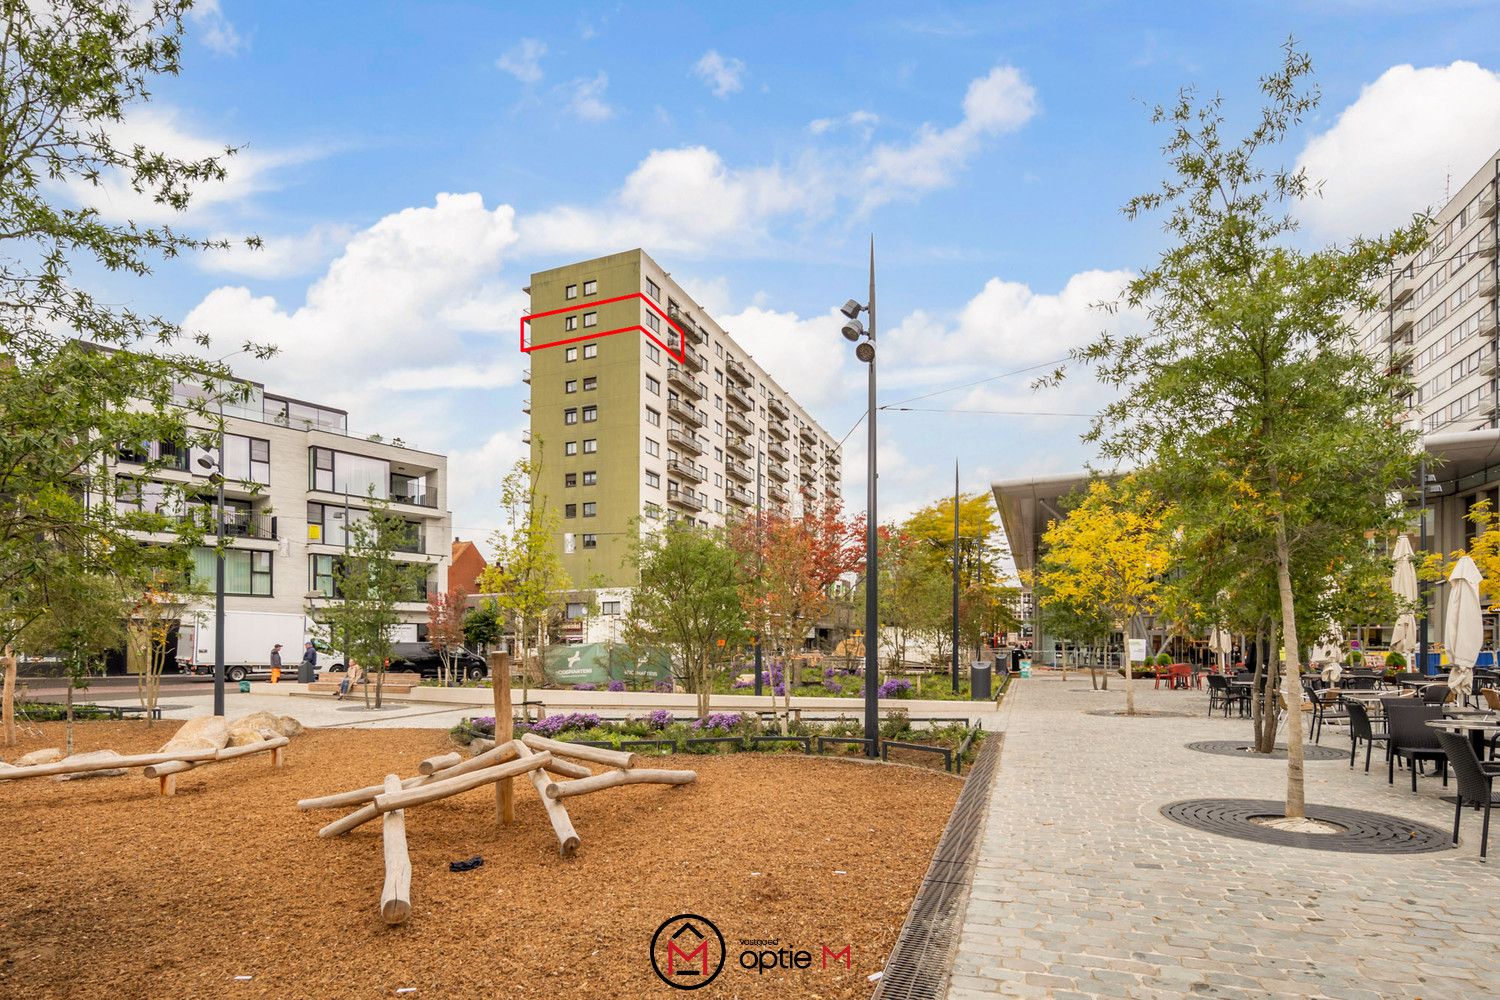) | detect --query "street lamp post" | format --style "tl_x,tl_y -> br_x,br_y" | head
952,459 -> 960,694
839,238 -> 879,756
195,396 -> 227,717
